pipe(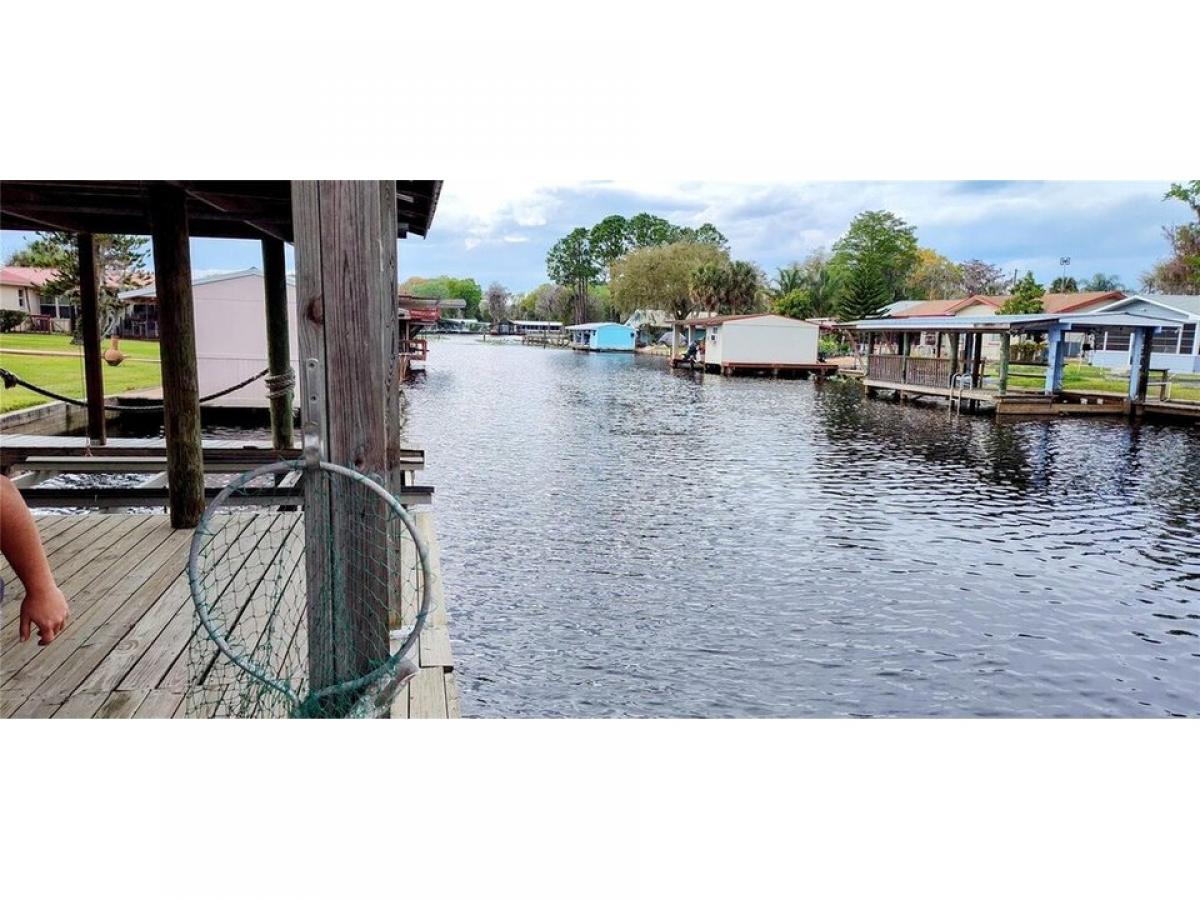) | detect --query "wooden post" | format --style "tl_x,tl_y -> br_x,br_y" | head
76,233 -> 106,445
998,332 -> 1011,395
1043,327 -> 1066,395
972,333 -> 984,389
900,332 -> 910,384
1128,326 -> 1153,408
261,238 -> 295,452
149,184 -> 204,529
292,180 -> 394,699
948,332 -> 960,382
